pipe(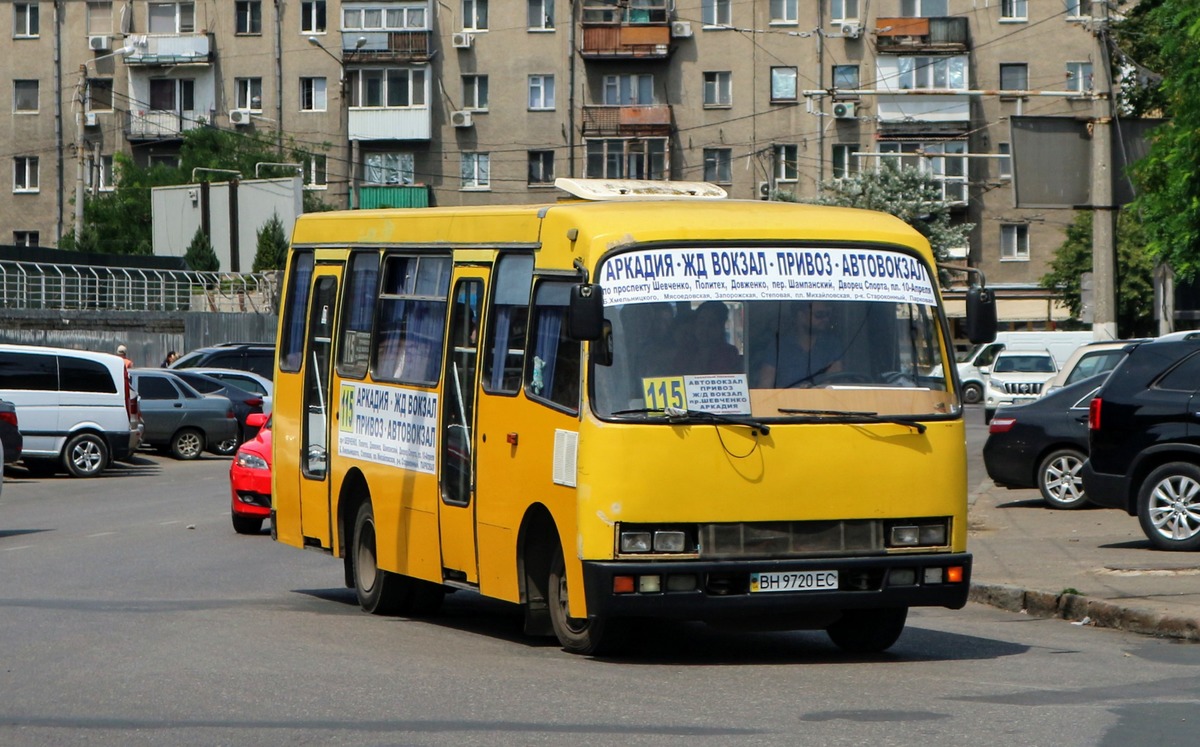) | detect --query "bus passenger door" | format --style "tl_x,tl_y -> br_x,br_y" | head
299,269 -> 341,547
438,273 -> 486,583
